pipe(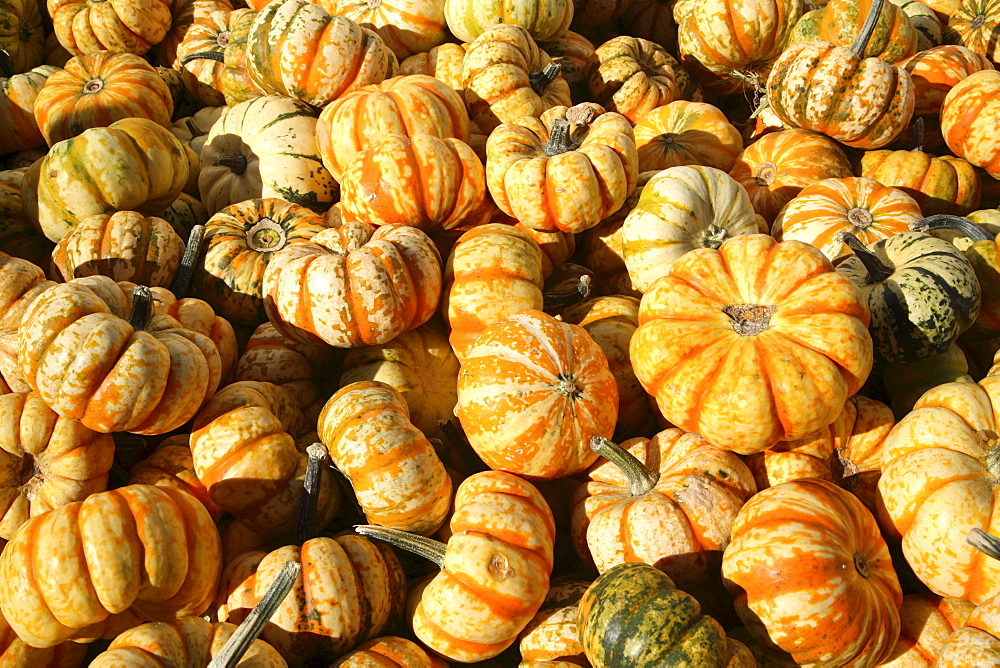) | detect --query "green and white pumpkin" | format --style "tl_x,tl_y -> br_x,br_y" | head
836,226 -> 981,364
889,0 -> 943,51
